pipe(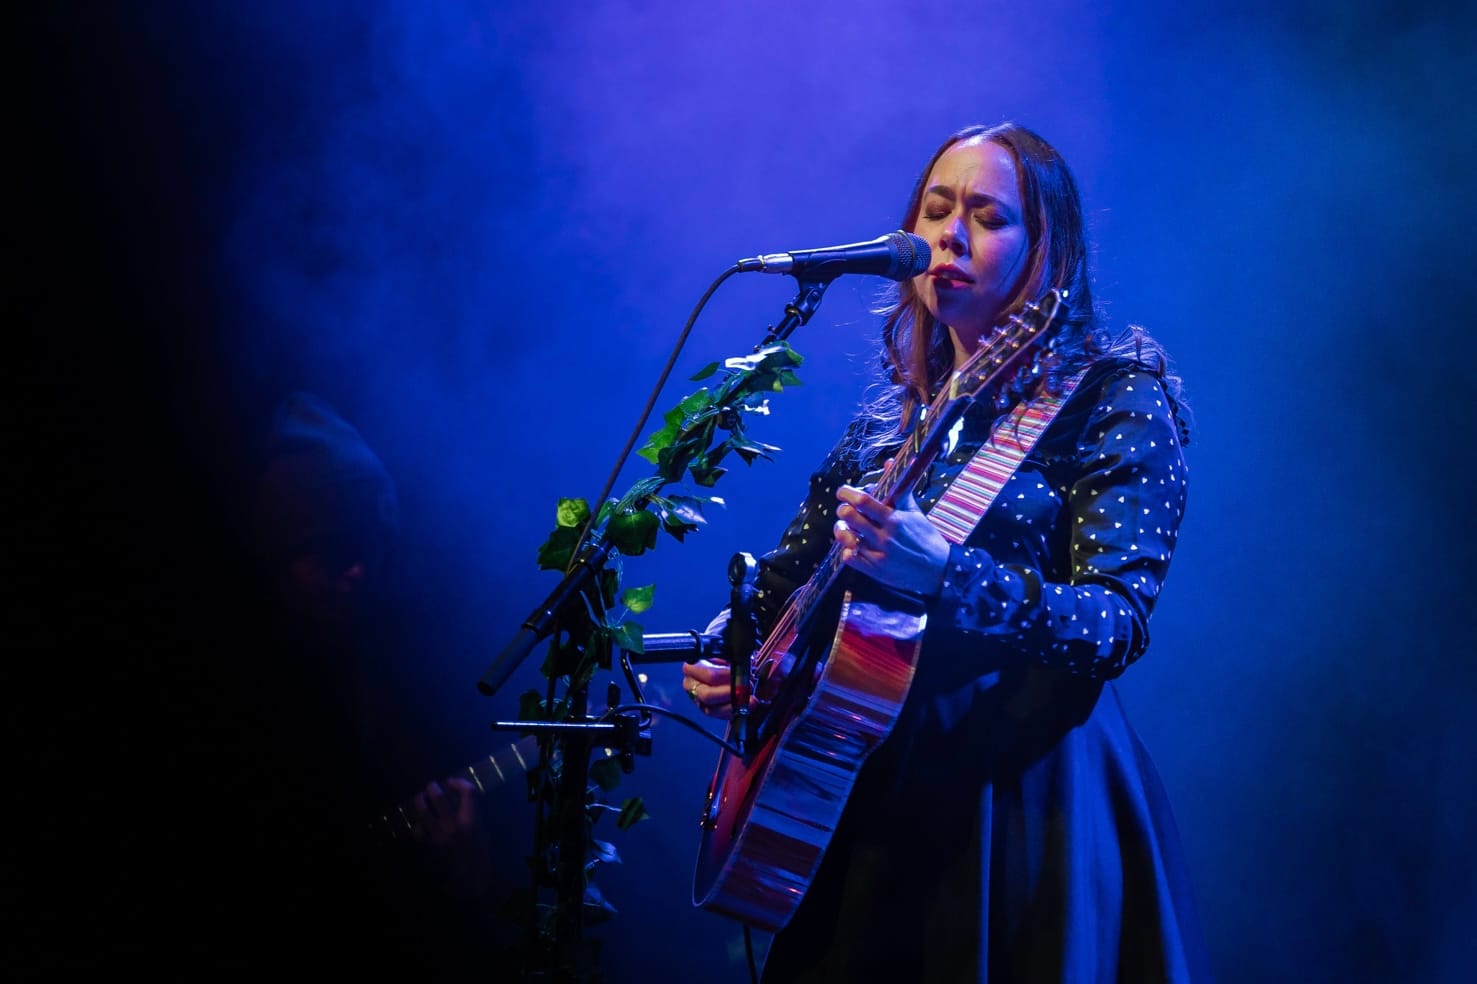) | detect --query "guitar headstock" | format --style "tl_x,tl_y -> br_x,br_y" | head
948,289 -> 1066,401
